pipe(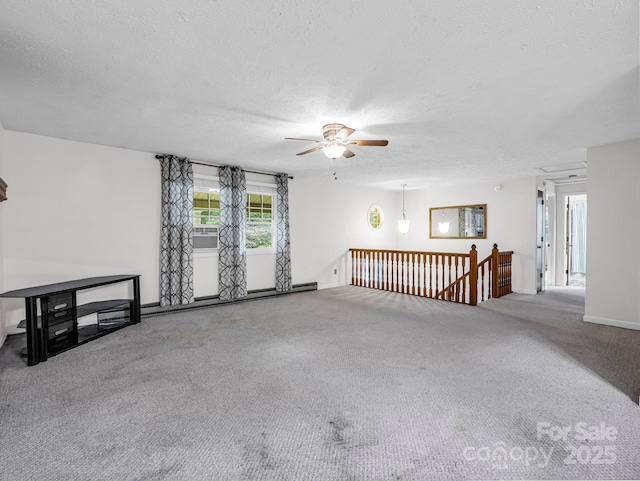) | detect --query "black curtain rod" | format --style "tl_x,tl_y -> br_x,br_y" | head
155,155 -> 293,180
